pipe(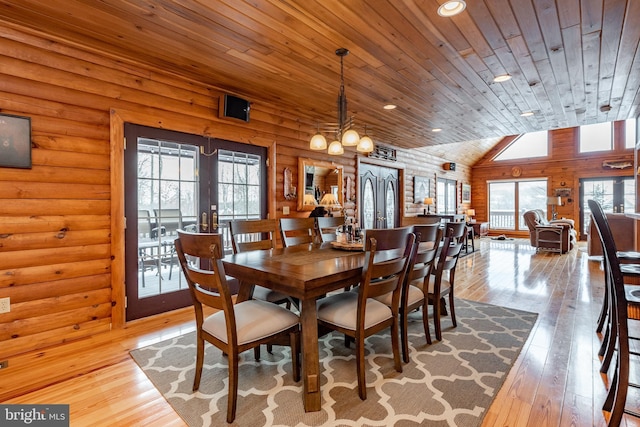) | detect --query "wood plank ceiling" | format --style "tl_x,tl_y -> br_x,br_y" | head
0,0 -> 638,154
